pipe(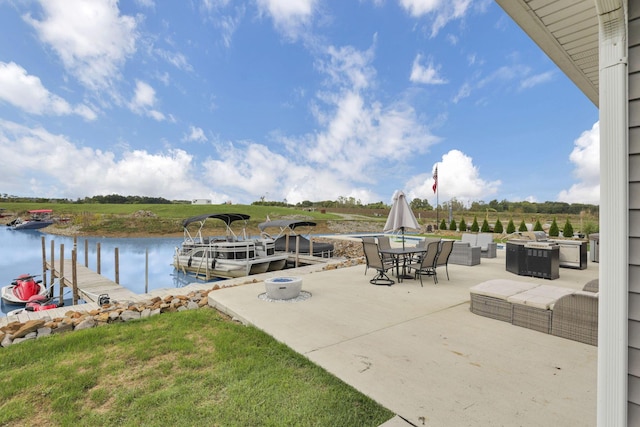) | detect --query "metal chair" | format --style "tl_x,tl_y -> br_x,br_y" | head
362,241 -> 395,286
433,240 -> 454,284
376,235 -> 397,267
407,241 -> 439,286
